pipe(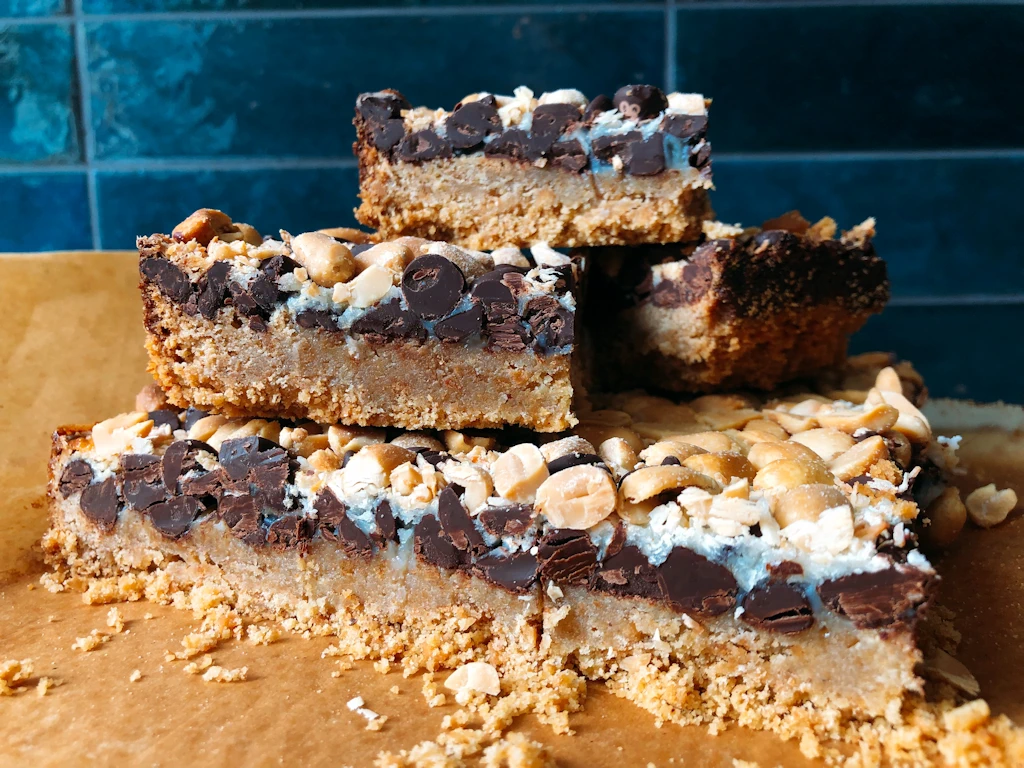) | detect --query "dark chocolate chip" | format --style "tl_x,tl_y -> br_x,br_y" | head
314,488 -> 373,558
661,113 -> 707,141
591,131 -> 641,163
583,93 -> 613,122
414,514 -> 468,570
613,84 -> 668,121
261,254 -> 301,282
484,129 -> 550,163
661,456 -> 681,466
435,304 -> 484,343
59,460 -> 93,498
296,309 -> 339,331
546,452 -> 604,475
219,435 -> 286,482
454,94 -> 498,111
475,265 -> 527,283
549,139 -> 588,172
537,529 -> 598,586
350,299 -> 426,341
356,91 -> 410,122
499,271 -> 530,298
266,514 -> 315,550
181,468 -> 223,499
622,133 -> 665,176
419,450 -> 448,467
818,568 -> 933,629
119,453 -> 166,511
659,546 -> 738,616
402,255 -> 466,320
689,139 -> 712,169
768,561 -> 804,579
148,409 -> 181,431
606,520 -> 627,559
162,439 -> 216,494
479,504 -> 533,537
373,499 -> 399,547
148,495 -> 206,539
369,119 -> 406,152
437,486 -> 487,556
196,260 -> 231,320
446,101 -> 502,150
471,278 -> 516,316
182,408 -> 209,431
523,296 -> 574,349
80,476 -> 119,529
397,130 -> 452,162
140,257 -> 192,305
530,103 -> 581,138
741,582 -> 814,634
474,552 -> 539,595
593,545 -> 663,600
485,316 -> 531,352
228,273 -> 278,318
219,493 -> 265,546
248,316 -> 268,333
